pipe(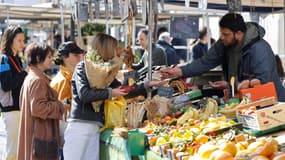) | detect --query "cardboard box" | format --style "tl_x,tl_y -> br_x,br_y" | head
237,100 -> 285,131
238,82 -> 277,101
